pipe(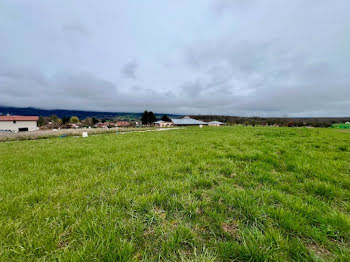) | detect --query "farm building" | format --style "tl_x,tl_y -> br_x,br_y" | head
208,121 -> 225,126
0,115 -> 39,132
171,117 -> 207,126
116,121 -> 131,127
154,120 -> 173,127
